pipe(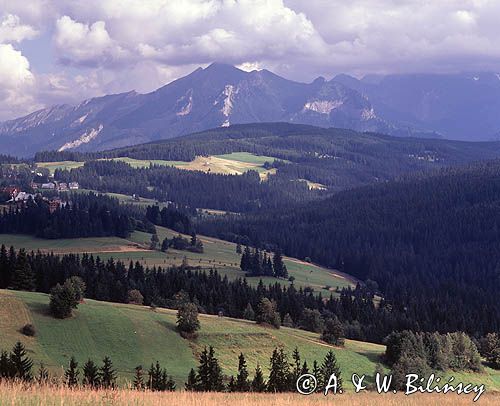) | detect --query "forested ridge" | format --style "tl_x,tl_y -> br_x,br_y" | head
53,160 -> 315,212
37,123 -> 500,193
197,160 -> 500,336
